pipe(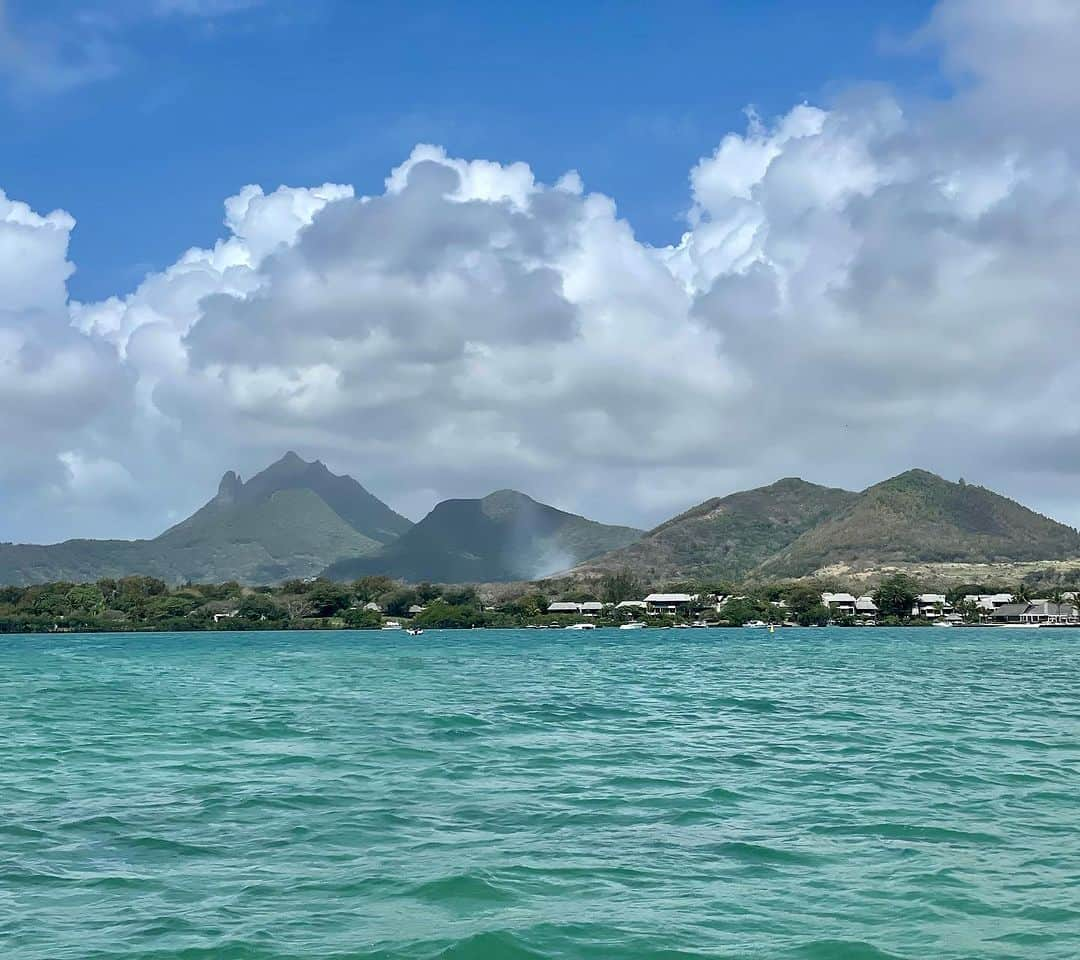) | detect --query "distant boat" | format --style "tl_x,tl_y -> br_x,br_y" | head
619,622 -> 646,630
745,620 -> 768,628
565,623 -> 596,630
406,628 -> 424,636
381,621 -> 403,630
